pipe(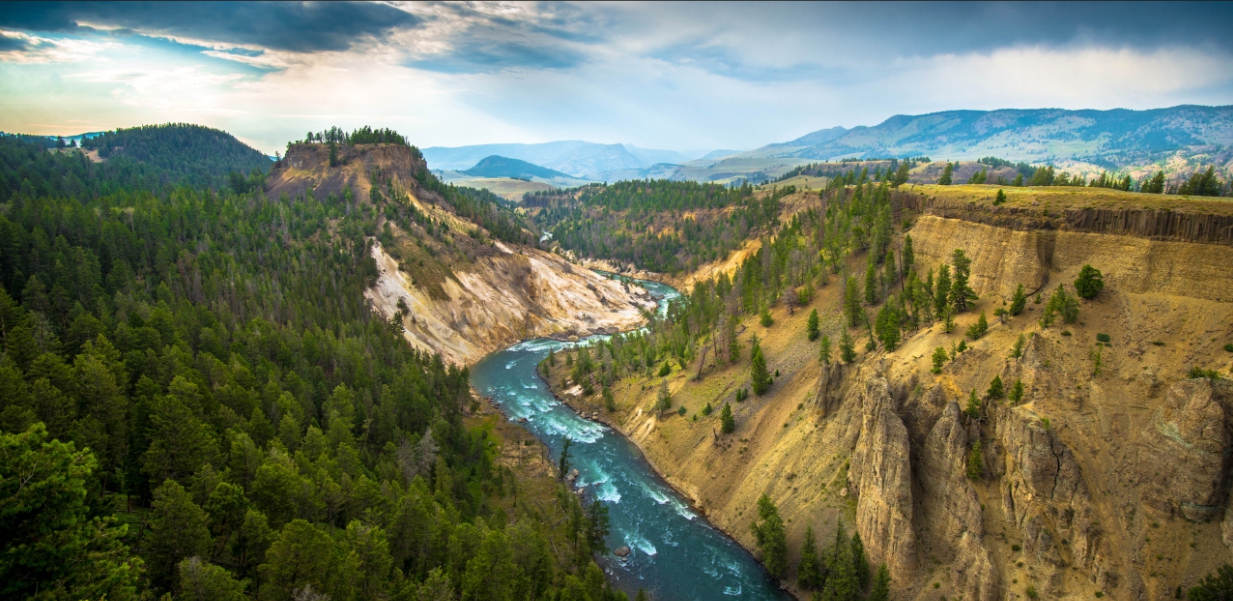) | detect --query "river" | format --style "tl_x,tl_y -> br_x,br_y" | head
470,277 -> 790,600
